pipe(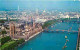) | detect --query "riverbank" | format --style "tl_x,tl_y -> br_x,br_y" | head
76,28 -> 80,50
17,30 -> 43,49
42,19 -> 58,29
25,30 -> 43,41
